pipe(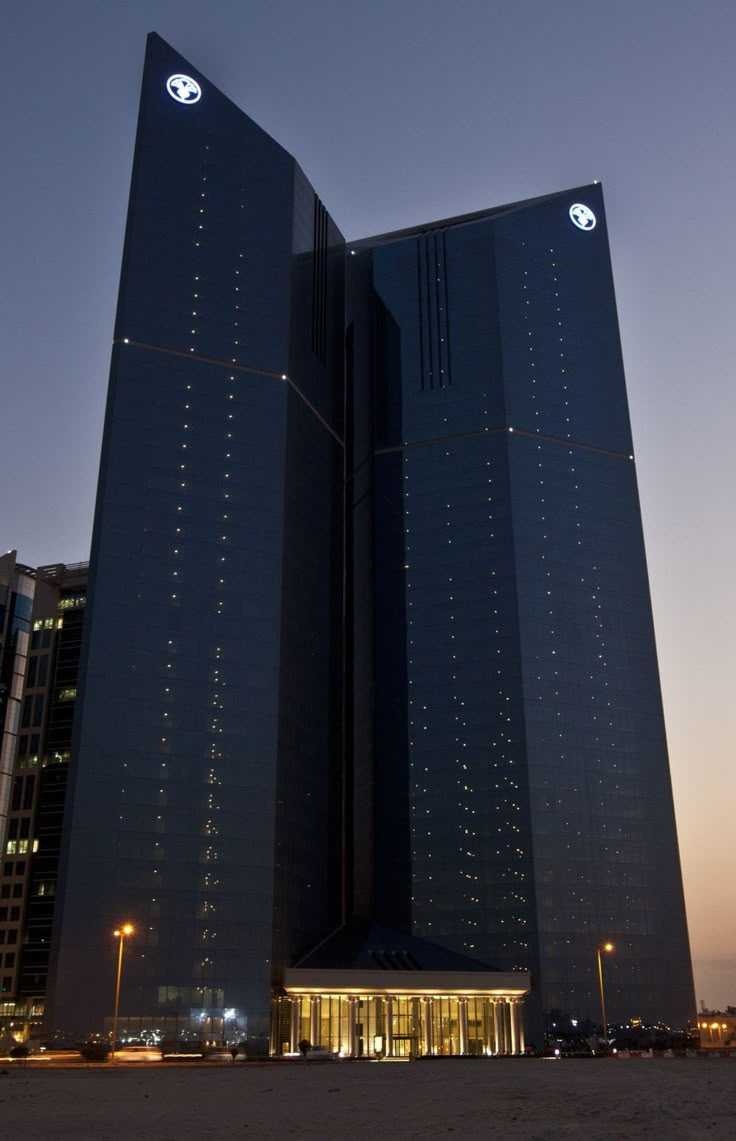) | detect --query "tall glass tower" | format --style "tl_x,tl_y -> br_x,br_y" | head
43,36 -> 694,1049
348,190 -> 694,1039
47,34 -> 345,1044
